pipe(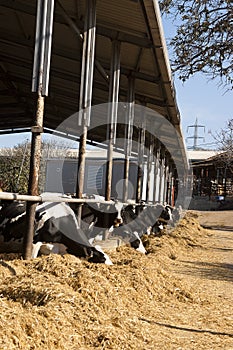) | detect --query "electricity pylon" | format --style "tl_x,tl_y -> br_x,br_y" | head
186,118 -> 205,150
